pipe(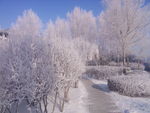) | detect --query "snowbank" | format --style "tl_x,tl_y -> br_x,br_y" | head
90,78 -> 150,113
111,92 -> 150,113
